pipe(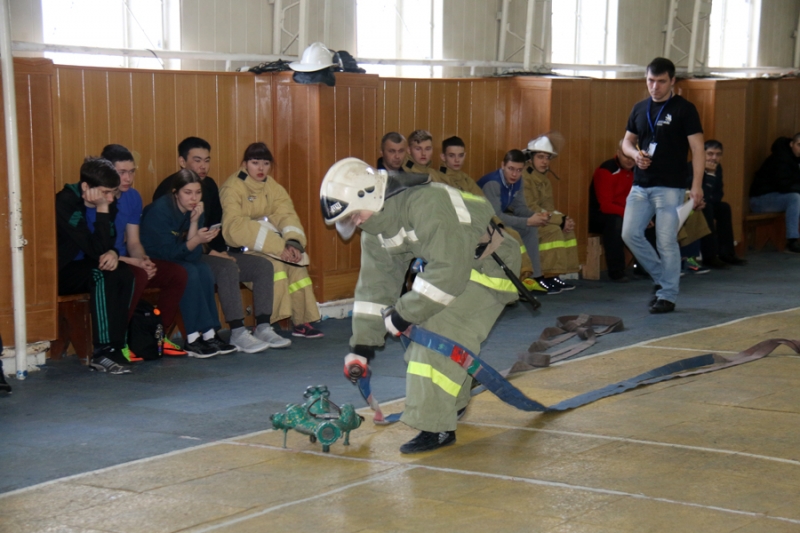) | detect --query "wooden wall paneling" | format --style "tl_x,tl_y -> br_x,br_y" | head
129,72 -> 158,200
774,78 -> 800,137
710,80 -> 748,244
53,67 -> 88,189
378,79 -> 401,142
153,72 -> 179,187
548,79 -> 592,261
440,81 -> 459,142
215,75 -> 239,176
413,80 -> 432,133
0,59 -> 57,344
174,74 -> 200,158
234,76 -> 258,161
194,75 -> 222,175
467,80 -> 491,174
455,80 -> 474,170
397,80 -> 417,137
83,69 -> 112,155
107,71 -> 134,151
254,75 -> 274,148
